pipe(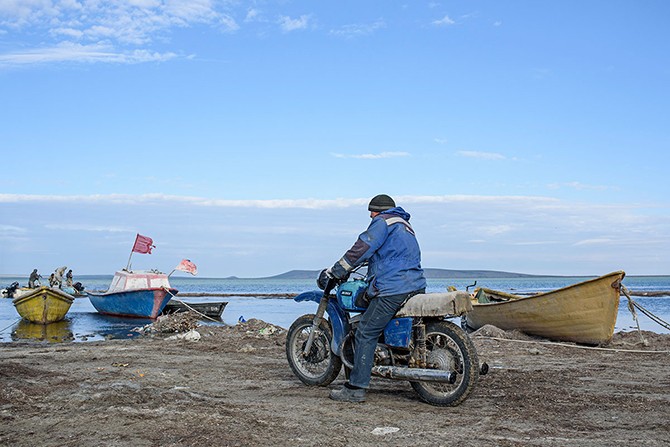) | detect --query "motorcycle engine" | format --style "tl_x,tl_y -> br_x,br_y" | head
374,344 -> 393,366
